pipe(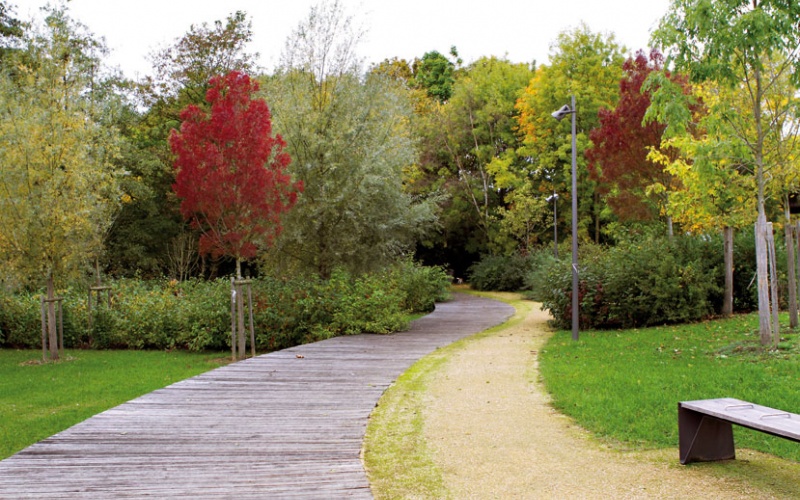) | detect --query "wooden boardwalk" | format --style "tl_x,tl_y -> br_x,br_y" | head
0,293 -> 513,498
